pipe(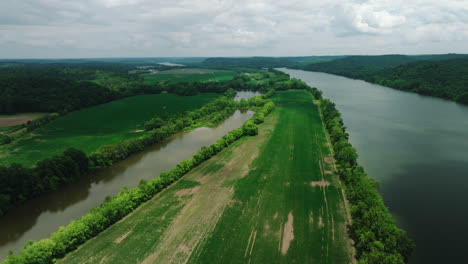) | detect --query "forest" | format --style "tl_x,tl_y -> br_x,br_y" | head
298,54 -> 468,104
